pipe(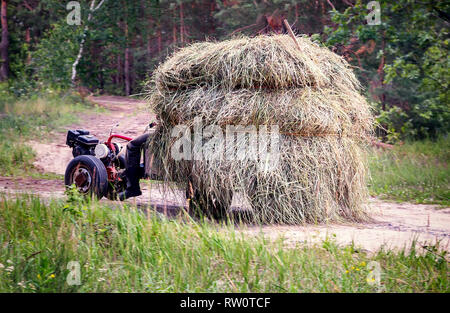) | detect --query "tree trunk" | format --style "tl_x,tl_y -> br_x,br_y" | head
154,0 -> 162,54
157,26 -> 162,54
147,36 -> 151,64
179,1 -> 184,45
71,1 -> 95,86
172,6 -> 177,44
93,42 -> 104,91
25,28 -> 31,64
146,7 -> 153,64
71,0 -> 107,86
115,54 -> 121,86
124,47 -> 130,95
208,0 -> 216,35
378,32 -> 386,110
0,0 -> 9,81
123,14 -> 130,96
